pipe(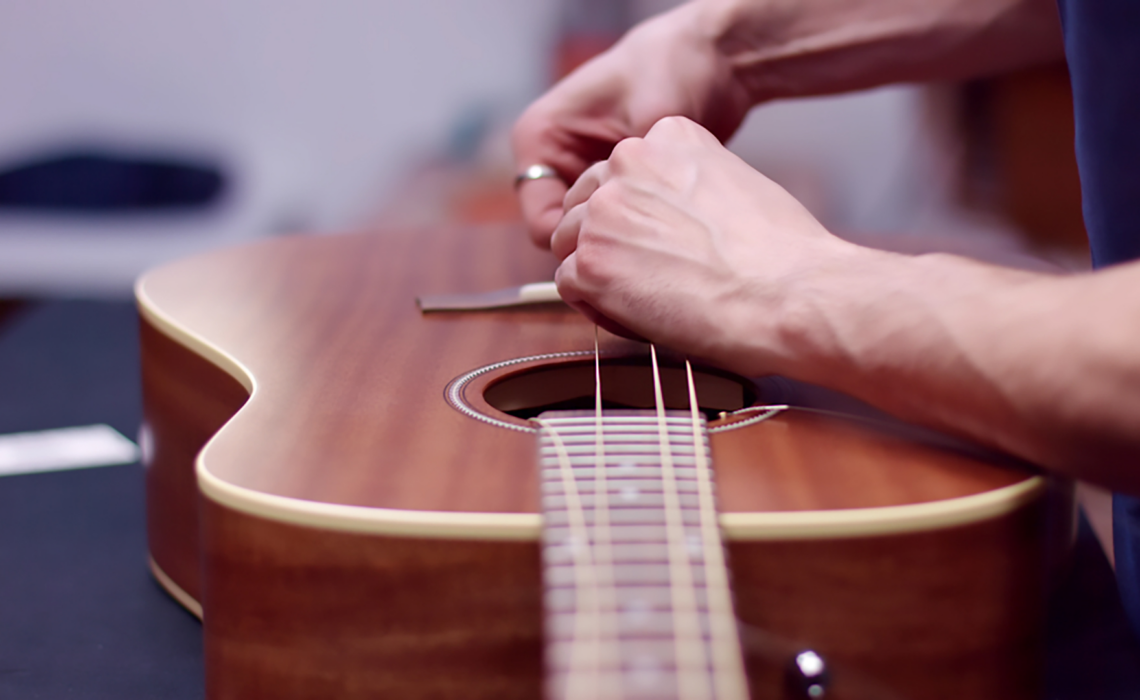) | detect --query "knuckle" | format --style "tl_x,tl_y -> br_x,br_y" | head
575,210 -> 607,261
584,181 -> 628,221
608,136 -> 645,168
573,236 -> 608,284
589,181 -> 618,208
650,114 -> 686,133
648,115 -> 699,141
